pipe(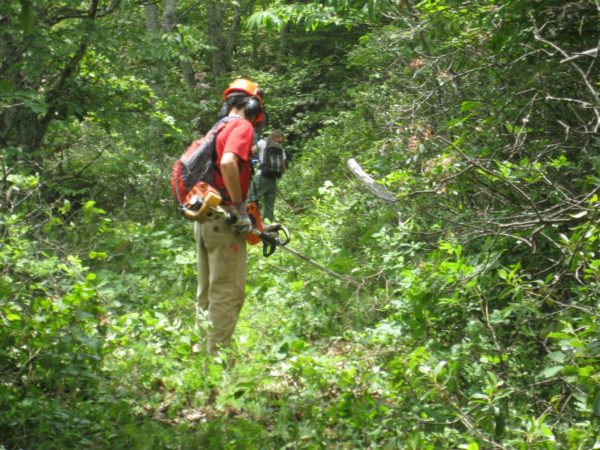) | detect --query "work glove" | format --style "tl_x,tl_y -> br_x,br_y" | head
231,204 -> 253,234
